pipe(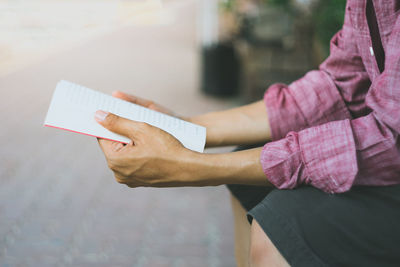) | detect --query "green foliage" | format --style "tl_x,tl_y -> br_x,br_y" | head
219,0 -> 291,12
263,0 -> 291,7
219,0 -> 346,55
219,0 -> 236,12
312,0 -> 347,54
